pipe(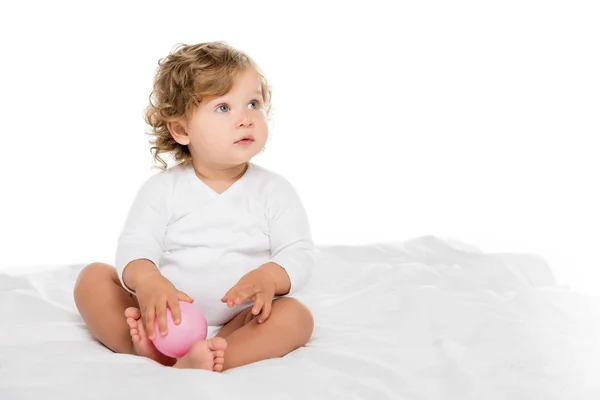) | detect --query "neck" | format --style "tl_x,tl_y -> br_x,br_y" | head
191,161 -> 249,181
